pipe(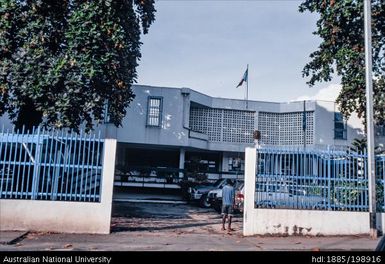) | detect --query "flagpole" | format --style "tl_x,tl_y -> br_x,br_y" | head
246,64 -> 249,110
